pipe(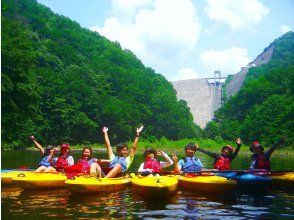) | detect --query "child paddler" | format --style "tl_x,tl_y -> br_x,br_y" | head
249,139 -> 284,171
197,138 -> 242,171
172,143 -> 203,173
138,149 -> 174,174
64,147 -> 110,178
30,135 -> 56,172
102,125 -> 144,178
50,143 -> 75,172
